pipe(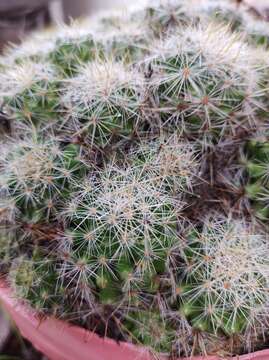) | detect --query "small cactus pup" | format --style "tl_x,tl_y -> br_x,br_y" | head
0,134 -> 85,214
146,23 -> 267,149
1,0 -> 269,358
175,217 -> 269,353
0,61 -> 59,126
57,137 -> 196,304
49,30 -> 103,77
132,0 -> 195,35
61,59 -> 145,147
